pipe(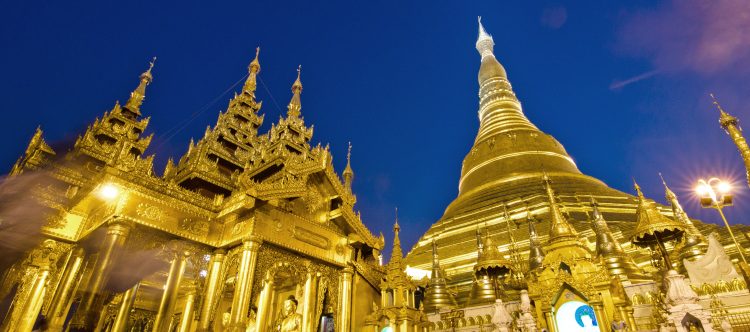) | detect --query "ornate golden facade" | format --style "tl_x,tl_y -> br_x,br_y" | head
1,49 -> 385,331
3,18 -> 750,332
